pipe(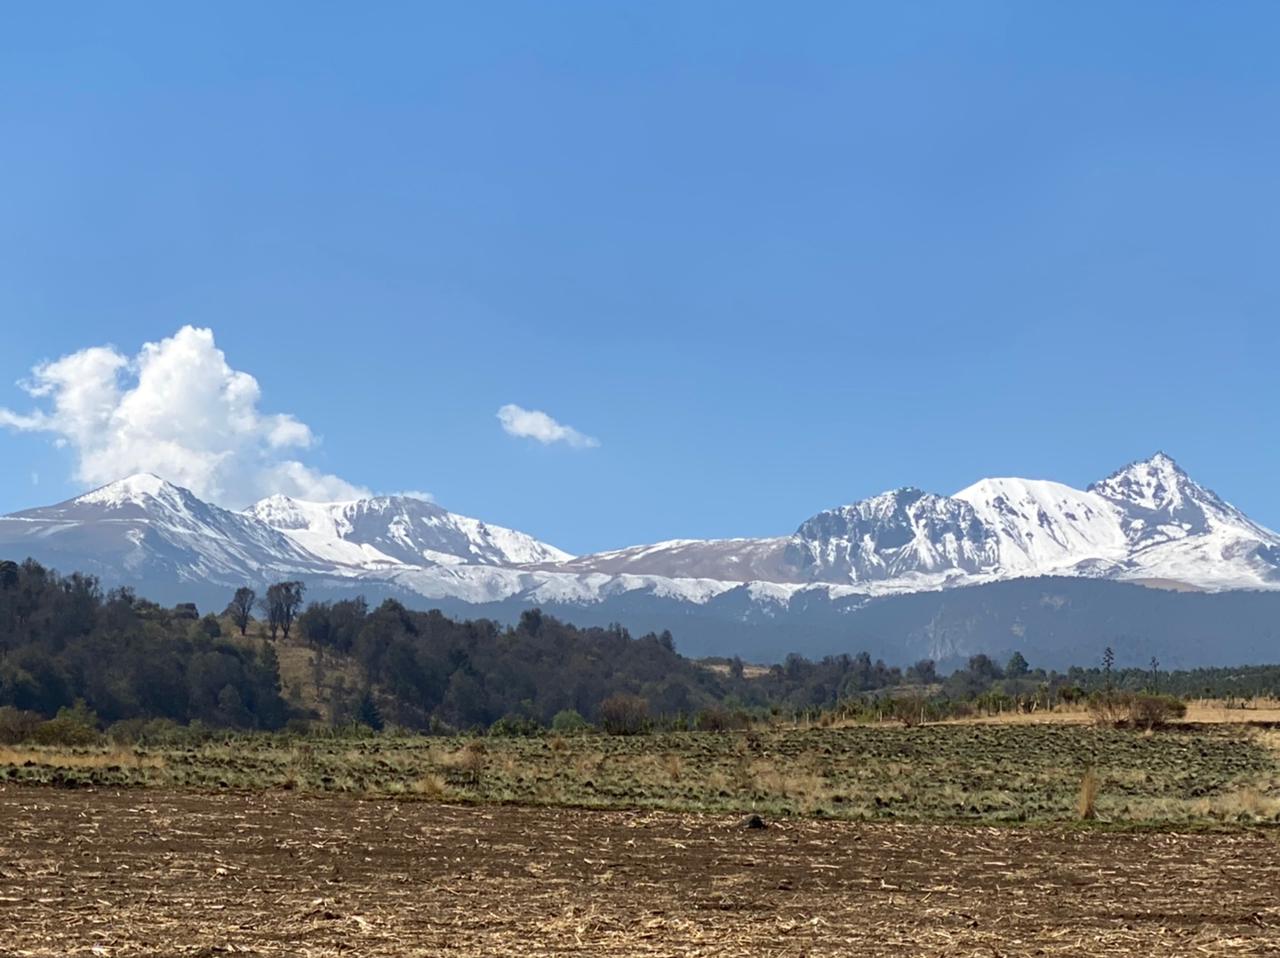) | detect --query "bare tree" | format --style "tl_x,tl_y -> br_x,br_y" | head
598,693 -> 650,735
227,587 -> 256,636
256,594 -> 278,639
260,581 -> 306,640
